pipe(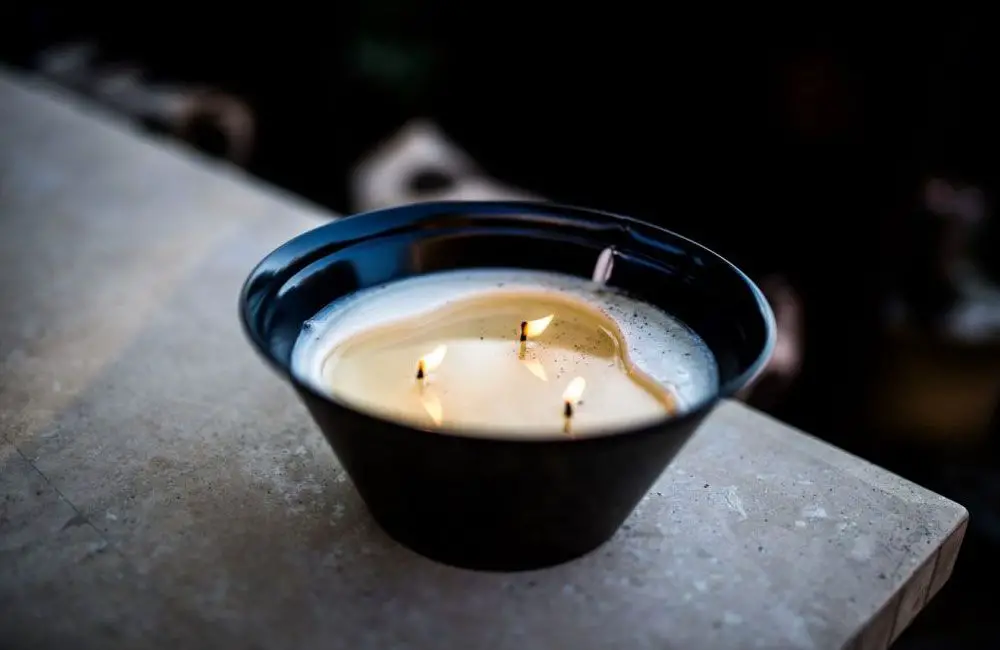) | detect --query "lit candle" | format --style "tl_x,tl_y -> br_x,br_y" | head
519,314 -> 553,359
415,344 -> 447,388
291,269 -> 718,437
